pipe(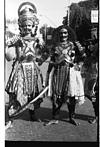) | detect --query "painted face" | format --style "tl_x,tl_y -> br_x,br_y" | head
21,21 -> 34,36
59,28 -> 68,42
